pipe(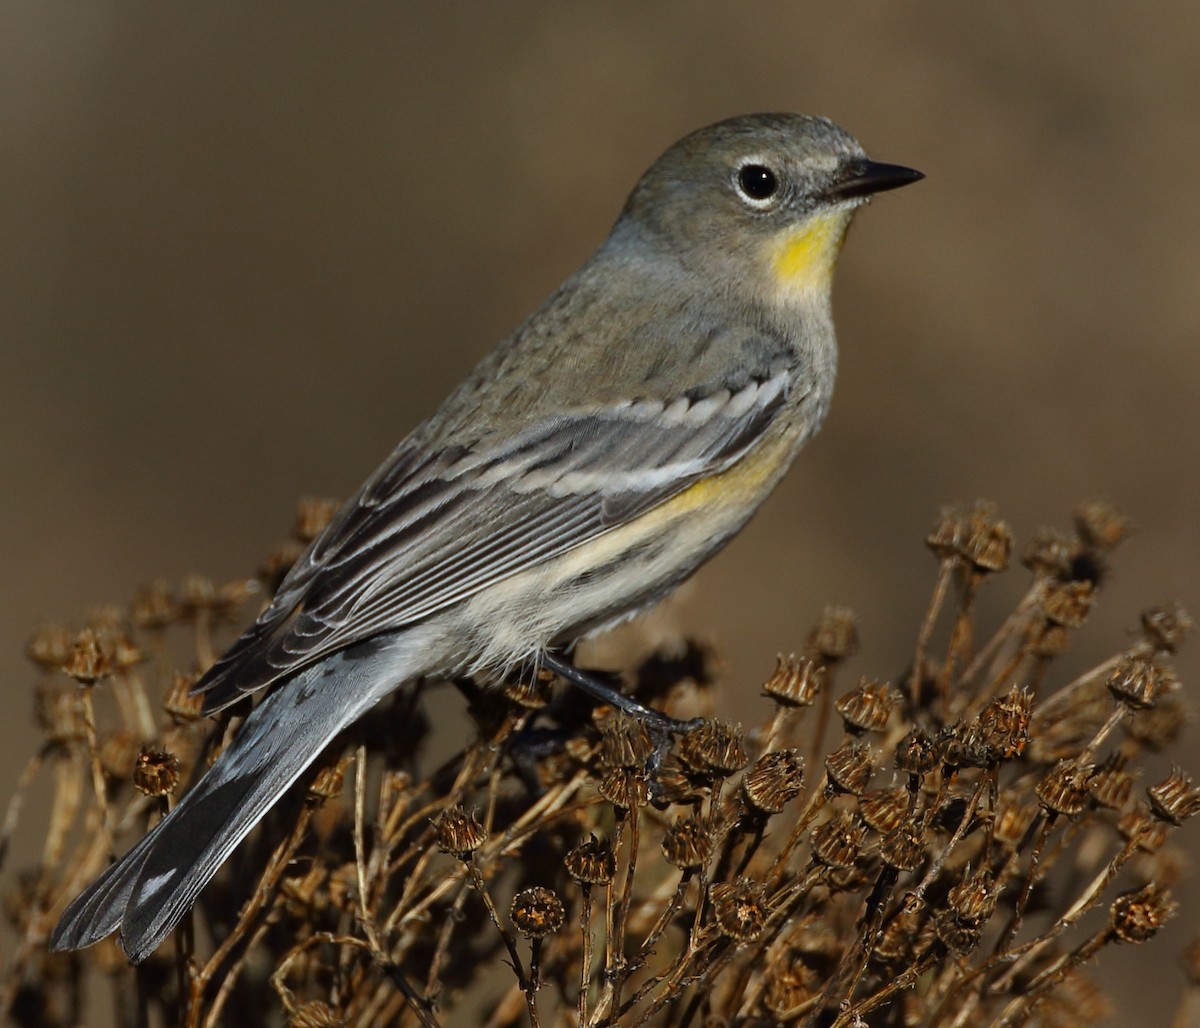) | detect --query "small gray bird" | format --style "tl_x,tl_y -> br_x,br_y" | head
51,112 -> 921,961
